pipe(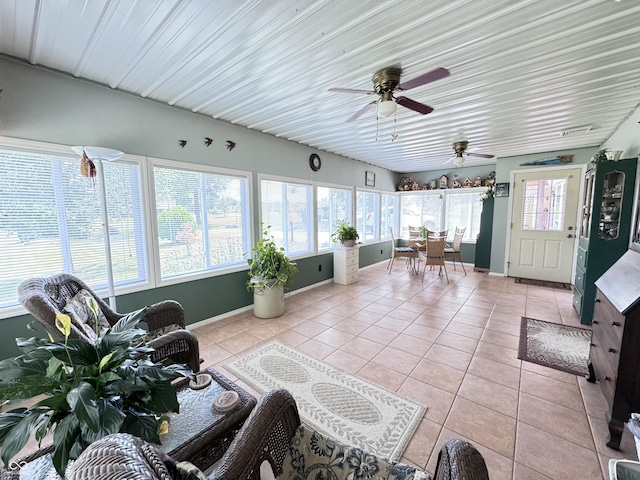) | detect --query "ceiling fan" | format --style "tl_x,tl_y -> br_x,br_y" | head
329,66 -> 450,122
444,132 -> 495,166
